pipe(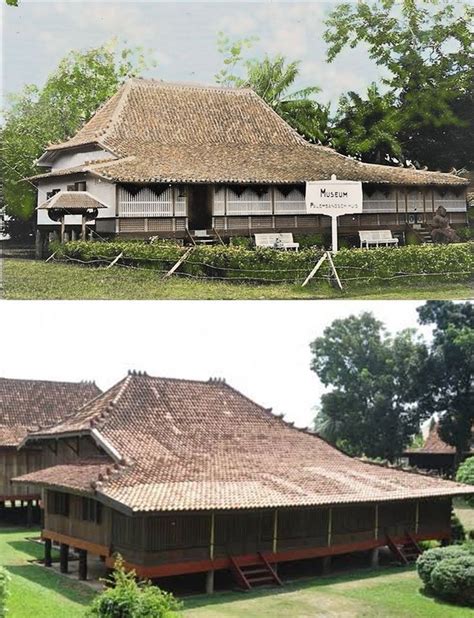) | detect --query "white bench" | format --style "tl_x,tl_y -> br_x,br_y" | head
254,233 -> 299,251
359,230 -> 399,248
